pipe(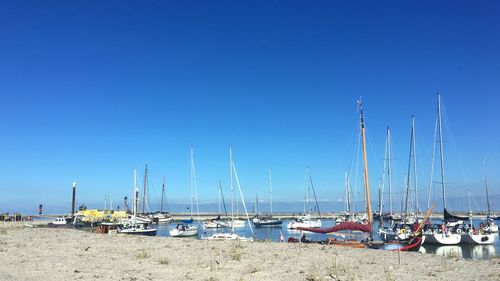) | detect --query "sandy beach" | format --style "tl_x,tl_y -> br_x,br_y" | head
0,222 -> 498,281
